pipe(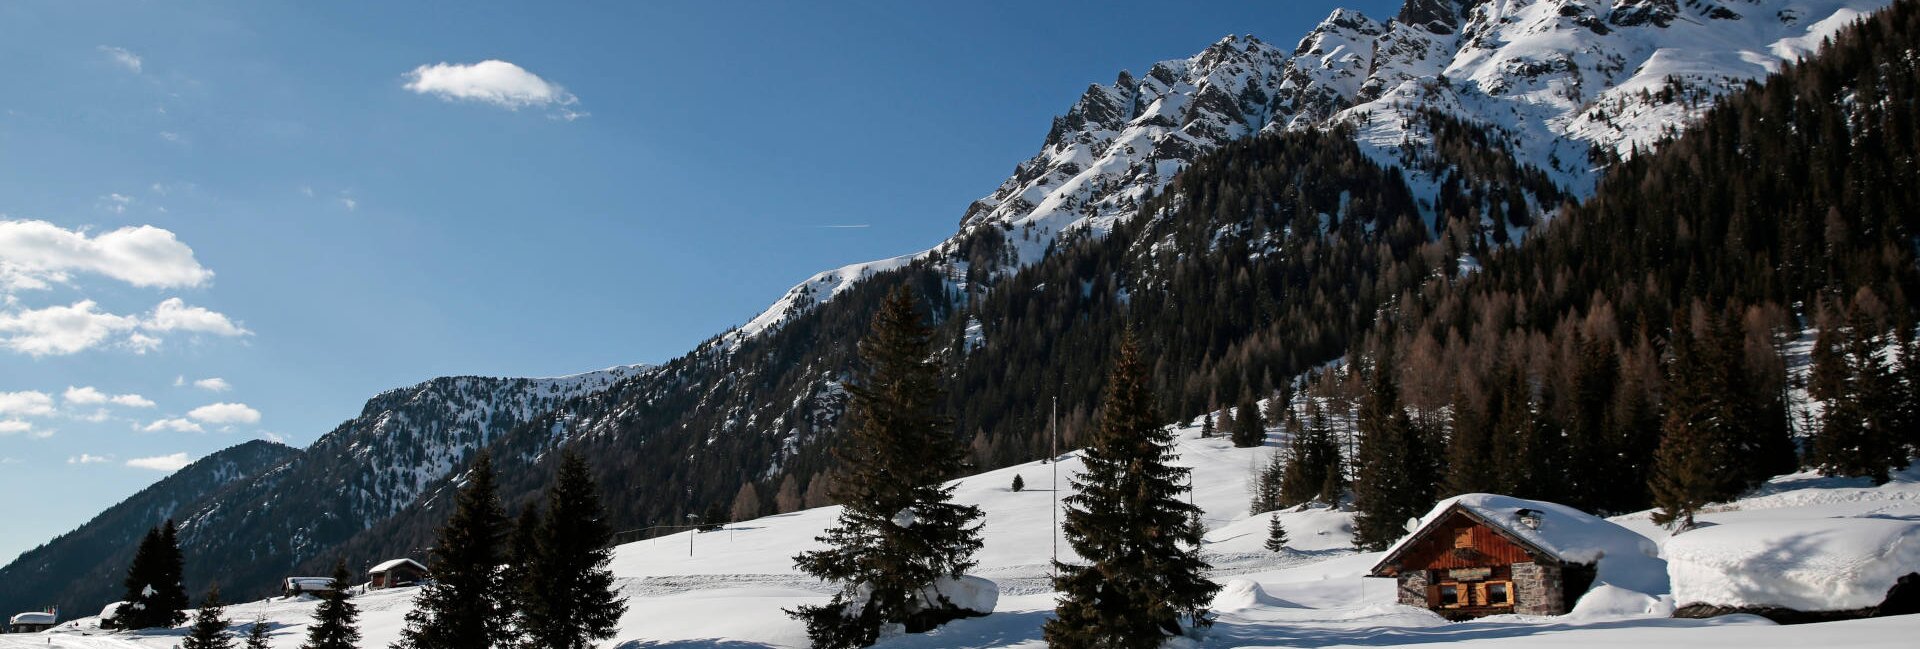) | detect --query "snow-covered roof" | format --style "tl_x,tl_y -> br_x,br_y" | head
9,611 -> 56,625
1374,494 -> 1666,595
369,558 -> 427,574
1666,517 -> 1920,612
